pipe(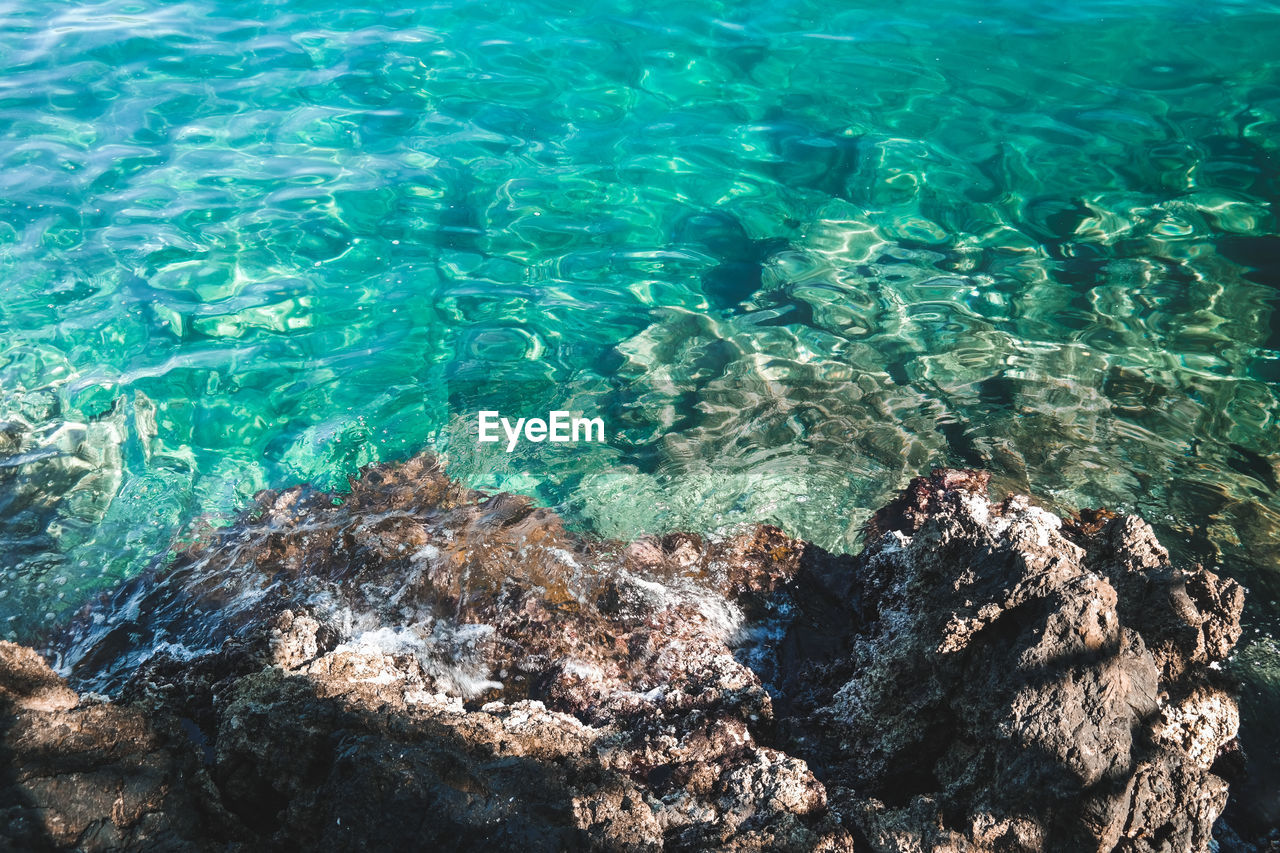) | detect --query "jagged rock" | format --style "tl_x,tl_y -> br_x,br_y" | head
777,470 -> 1246,852
0,460 -> 1254,851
